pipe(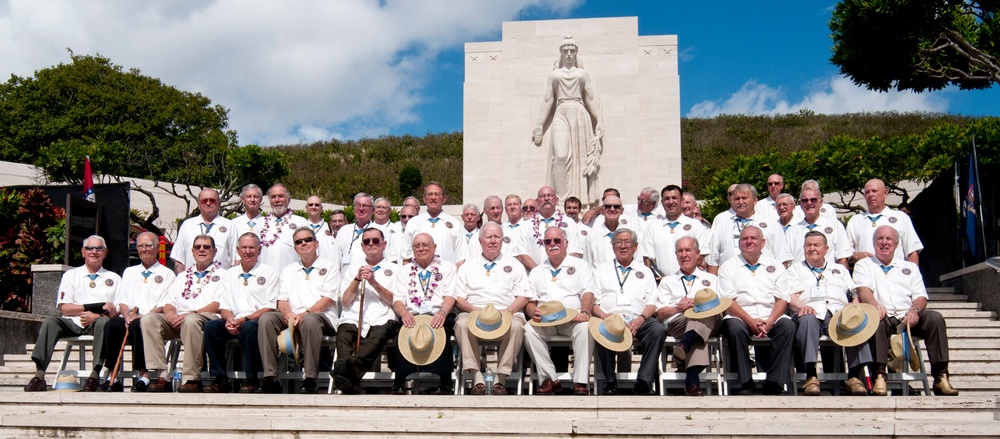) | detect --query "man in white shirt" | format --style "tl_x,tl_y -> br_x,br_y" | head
231,184 -> 267,263
525,227 -> 595,395
457,204 -> 481,262
258,228 -> 340,394
102,232 -> 175,392
333,228 -> 401,394
500,194 -> 534,270
718,226 -> 795,395
203,233 -> 279,393
454,222 -> 531,395
335,193 -> 377,270
527,186 -> 584,265
256,184 -> 310,271
846,178 -> 923,264
141,234 -> 226,392
642,185 -> 710,279
707,184 -> 792,273
584,195 -> 629,265
24,236 -> 121,392
171,188 -> 233,272
755,174 -> 785,222
373,197 -> 404,264
788,188 -> 853,267
404,182 -> 463,264
592,228 -> 665,395
854,226 -> 957,396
